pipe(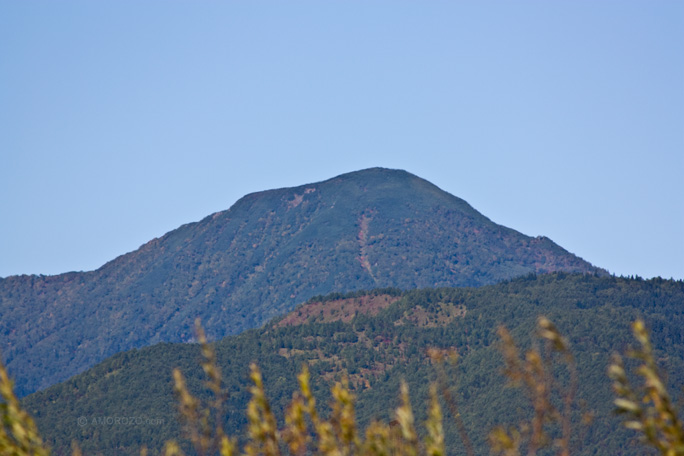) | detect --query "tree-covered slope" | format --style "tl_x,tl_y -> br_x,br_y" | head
23,274 -> 684,455
0,168 -> 604,396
